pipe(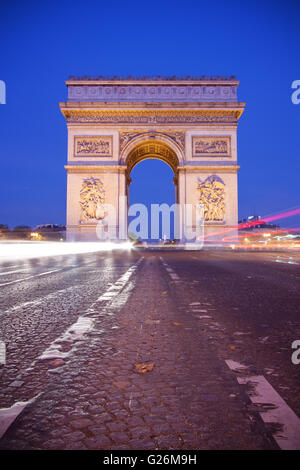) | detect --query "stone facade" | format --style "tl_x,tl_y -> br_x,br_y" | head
60,76 -> 245,241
